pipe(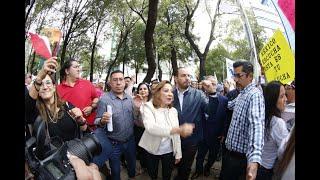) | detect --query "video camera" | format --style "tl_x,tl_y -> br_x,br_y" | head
25,117 -> 101,180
